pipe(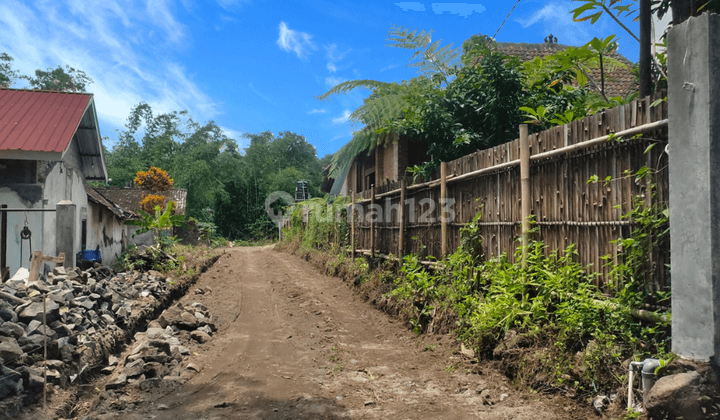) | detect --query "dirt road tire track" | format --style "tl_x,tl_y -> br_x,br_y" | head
71,246 -> 594,419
